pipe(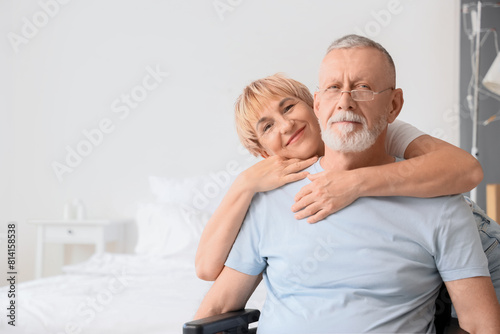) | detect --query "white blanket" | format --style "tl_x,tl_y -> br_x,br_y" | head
0,253 -> 266,334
